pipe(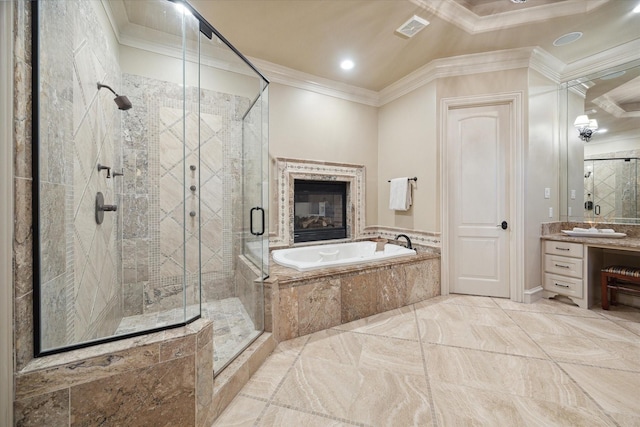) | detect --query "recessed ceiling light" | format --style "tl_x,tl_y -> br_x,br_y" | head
634,3 -> 640,13
553,32 -> 583,46
510,0 -> 527,3
340,59 -> 355,70
597,129 -> 608,134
